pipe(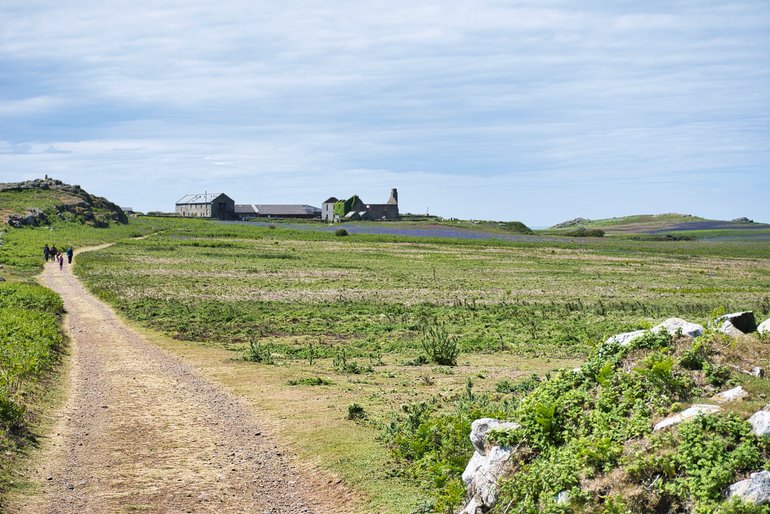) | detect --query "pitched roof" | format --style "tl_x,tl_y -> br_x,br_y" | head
234,204 -> 321,216
176,193 -> 228,204
322,197 -> 339,204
